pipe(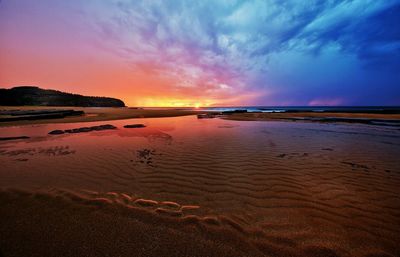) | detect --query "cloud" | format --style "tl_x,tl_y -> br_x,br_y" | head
301,0 -> 398,34
2,0 -> 399,105
309,98 -> 344,106
90,0 -> 399,97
